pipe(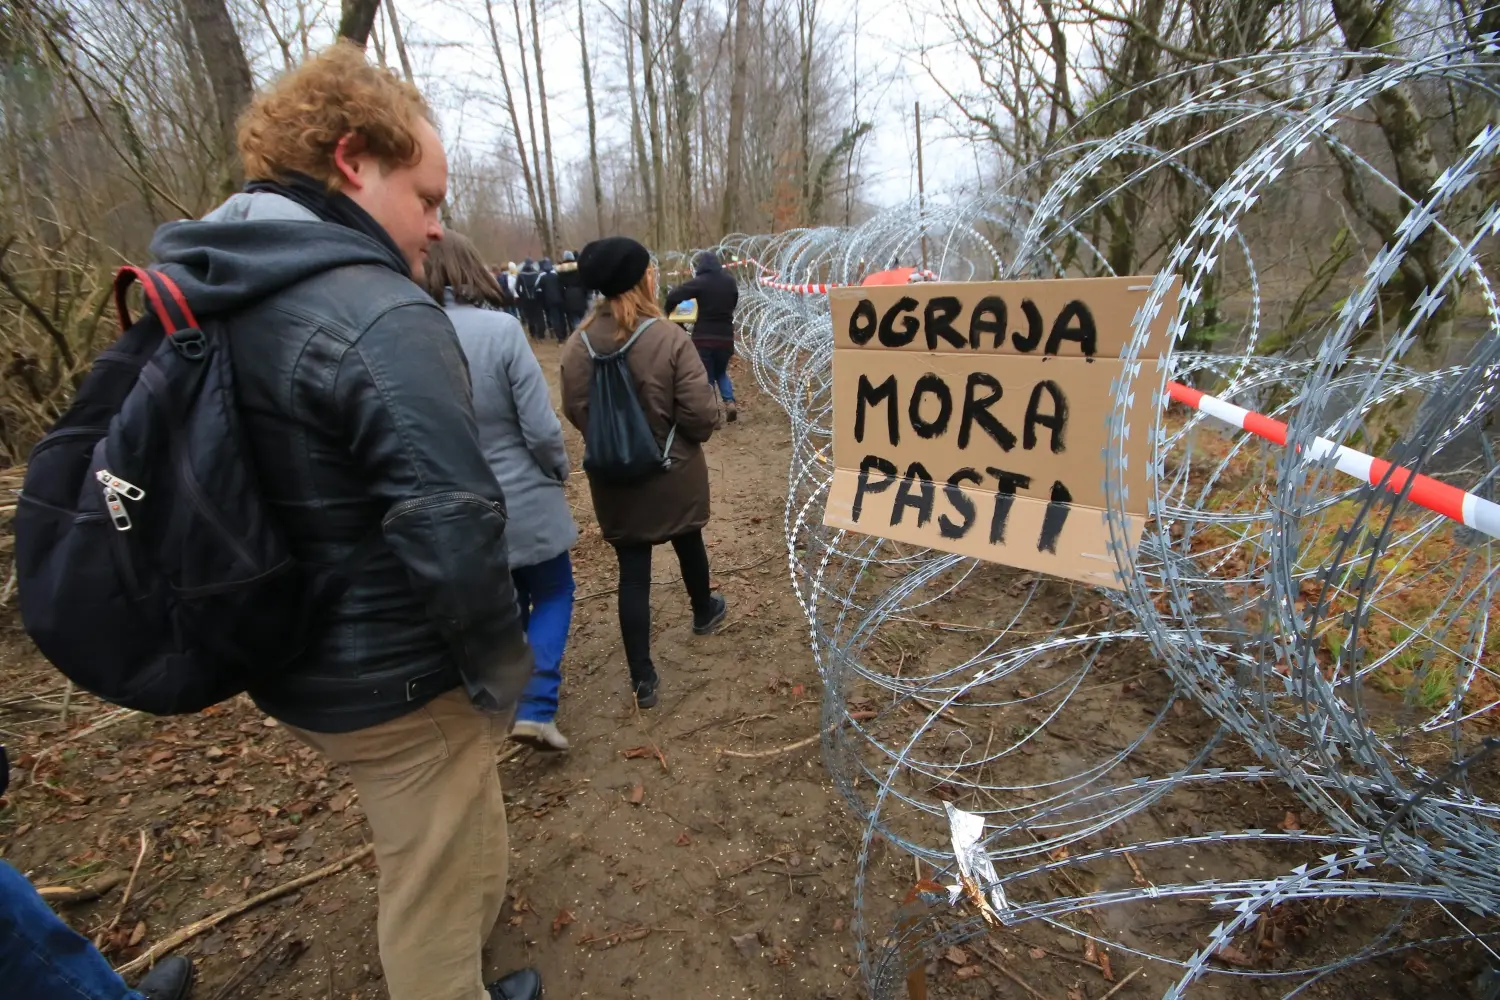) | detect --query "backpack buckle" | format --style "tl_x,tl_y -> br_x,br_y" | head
169,327 -> 207,360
